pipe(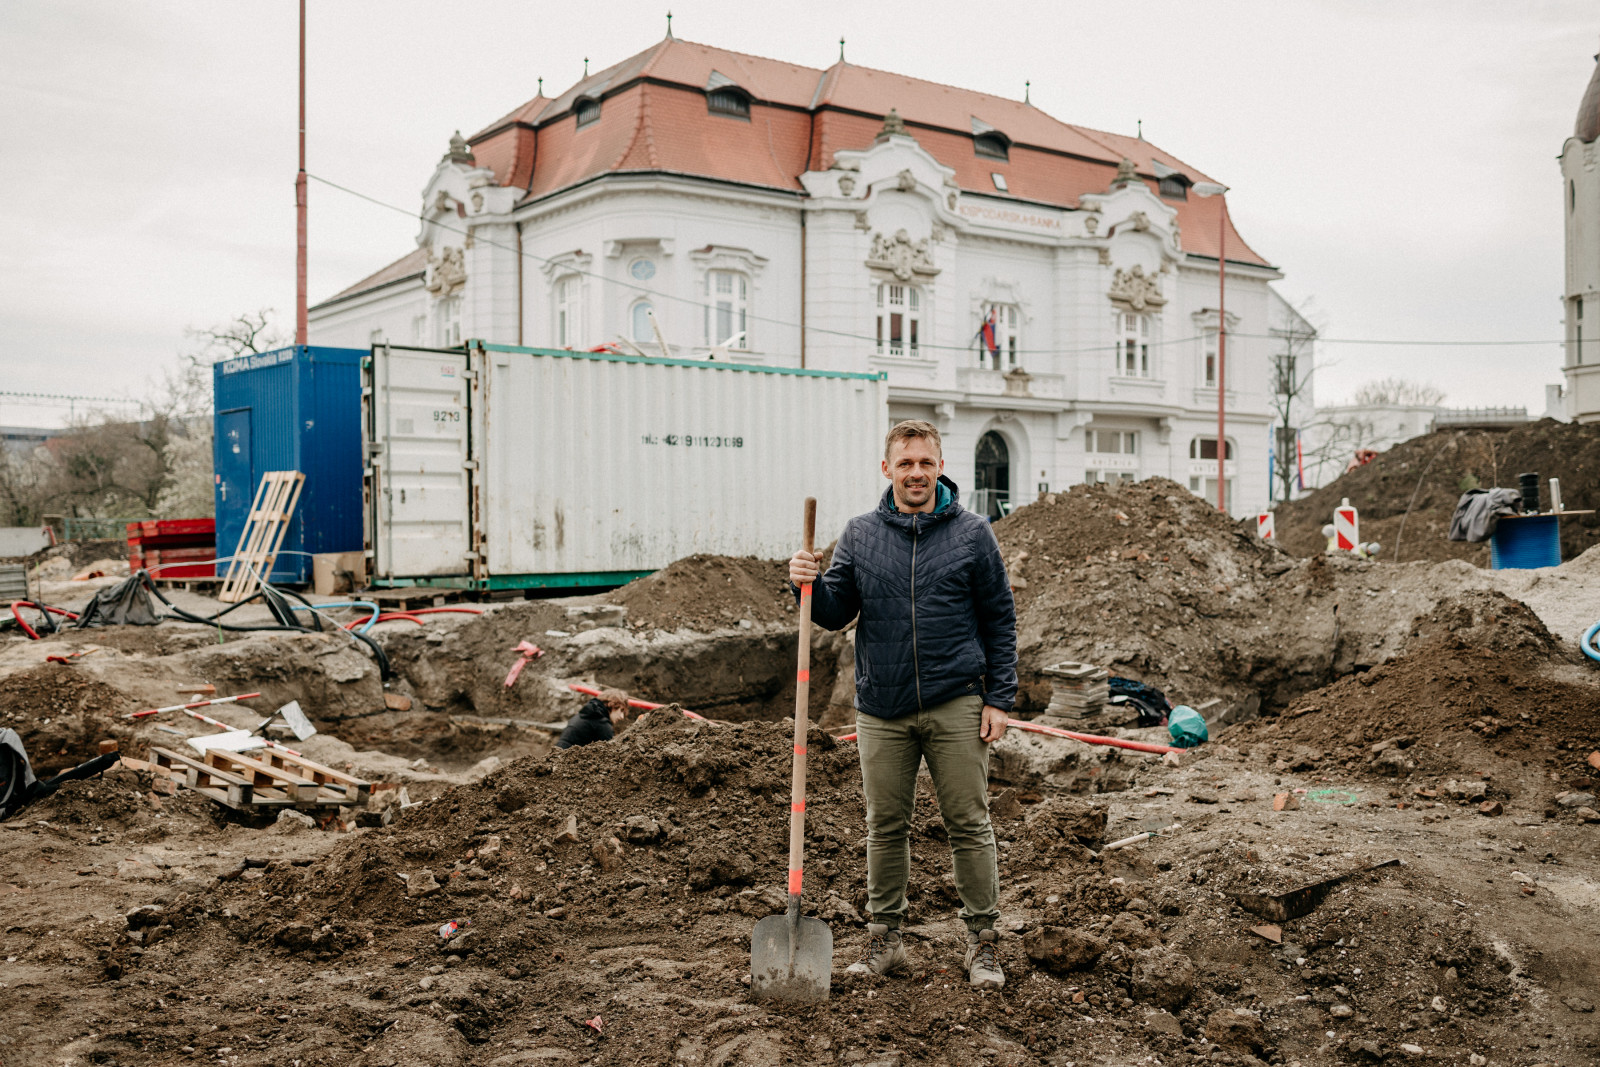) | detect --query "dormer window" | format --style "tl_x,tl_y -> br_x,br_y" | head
1158,175 -> 1189,200
574,97 -> 601,129
974,133 -> 1010,161
707,87 -> 751,119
